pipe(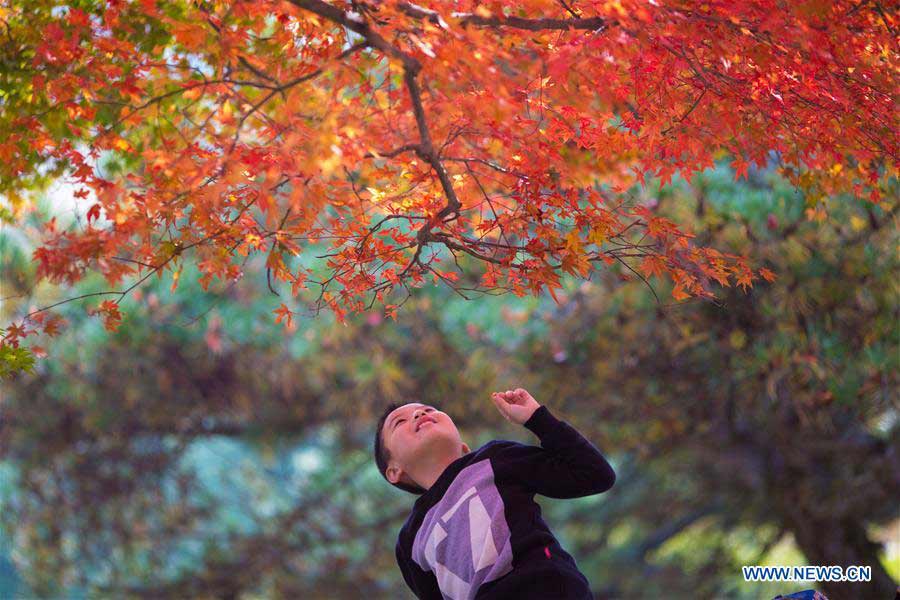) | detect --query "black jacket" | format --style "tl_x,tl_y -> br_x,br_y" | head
395,405 -> 616,599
